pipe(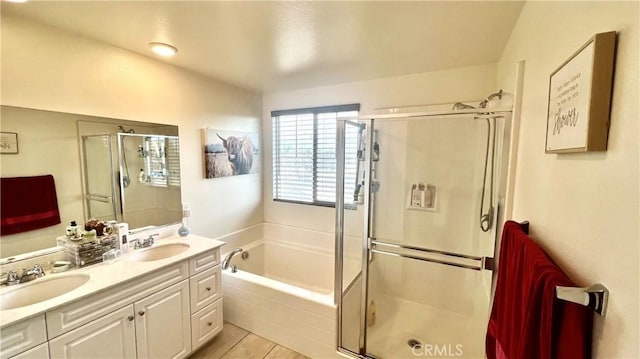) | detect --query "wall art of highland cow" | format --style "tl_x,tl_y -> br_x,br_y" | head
202,129 -> 260,178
